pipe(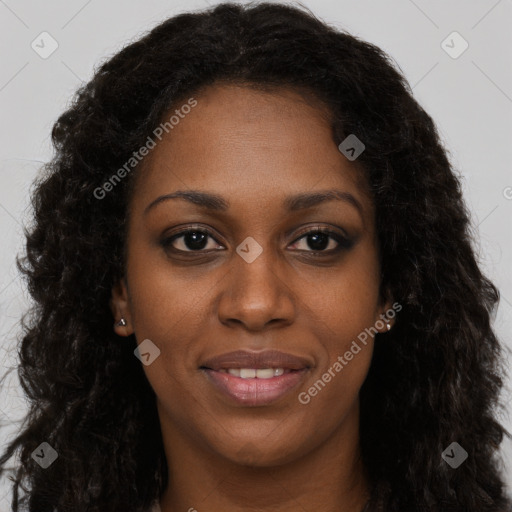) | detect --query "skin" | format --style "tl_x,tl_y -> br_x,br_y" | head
111,83 -> 393,512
